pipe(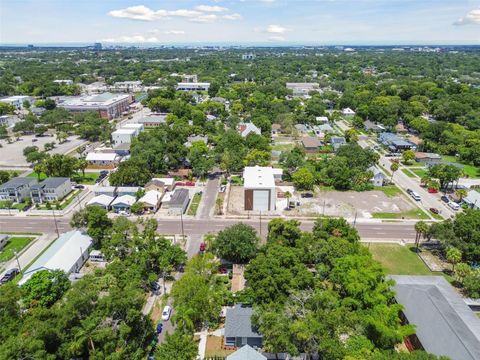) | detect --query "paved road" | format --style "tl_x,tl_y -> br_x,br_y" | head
0,216 -> 417,242
197,175 -> 220,219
